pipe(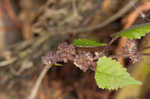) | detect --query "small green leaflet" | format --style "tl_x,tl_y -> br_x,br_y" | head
54,63 -> 63,66
118,23 -> 150,39
95,56 -> 142,90
73,38 -> 106,47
